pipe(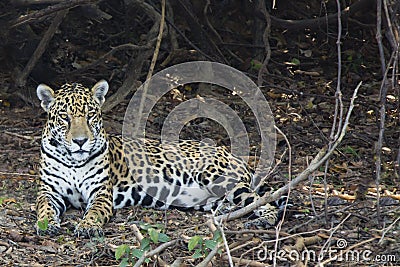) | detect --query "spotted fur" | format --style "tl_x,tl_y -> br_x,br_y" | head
36,80 -> 284,238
